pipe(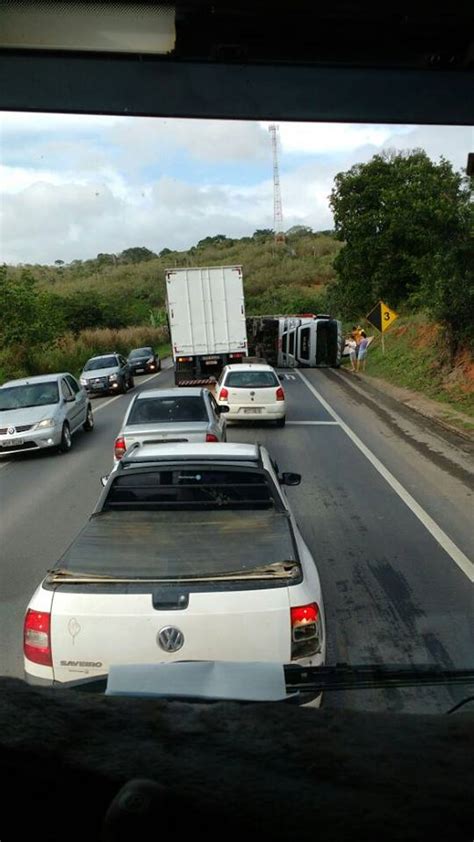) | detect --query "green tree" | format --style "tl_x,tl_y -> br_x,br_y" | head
119,247 -> 157,263
286,225 -> 313,237
60,290 -> 110,335
329,150 -> 472,320
0,266 -> 64,347
417,223 -> 474,357
252,229 -> 274,239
